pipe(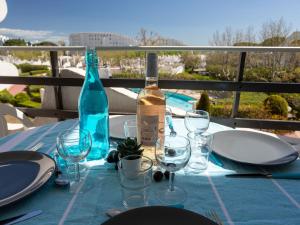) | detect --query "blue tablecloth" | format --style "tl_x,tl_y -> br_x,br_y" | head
0,118 -> 299,225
